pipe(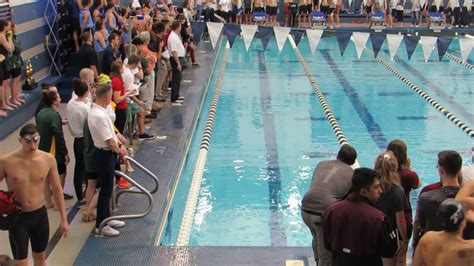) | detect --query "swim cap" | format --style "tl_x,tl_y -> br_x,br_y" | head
438,199 -> 465,232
